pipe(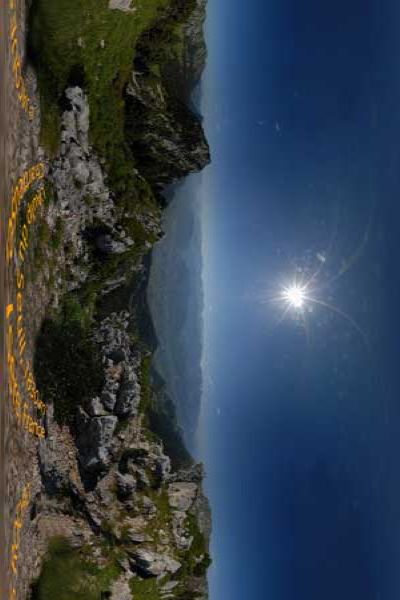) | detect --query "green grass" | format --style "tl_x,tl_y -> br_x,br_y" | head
30,537 -> 120,600
50,217 -> 64,250
130,577 -> 163,600
148,487 -> 171,520
29,0 -> 201,201
29,0 -> 169,166
176,513 -> 212,581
